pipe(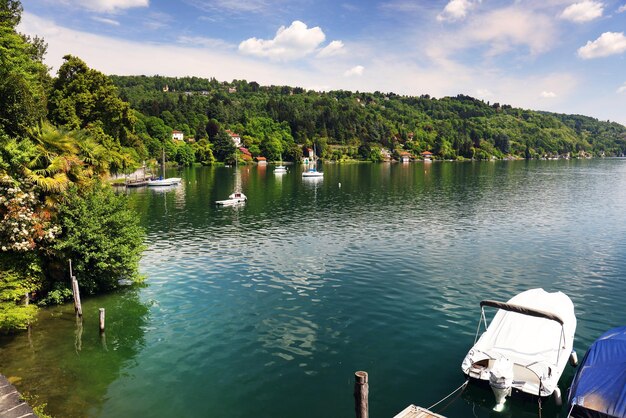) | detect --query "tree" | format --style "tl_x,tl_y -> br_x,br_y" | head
53,183 -> 145,294
48,55 -> 135,145
213,129 -> 236,163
